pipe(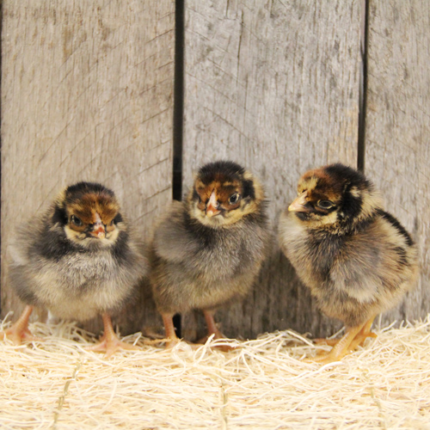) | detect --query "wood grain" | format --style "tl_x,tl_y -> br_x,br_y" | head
182,0 -> 362,339
365,1 -> 430,325
1,0 -> 175,334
